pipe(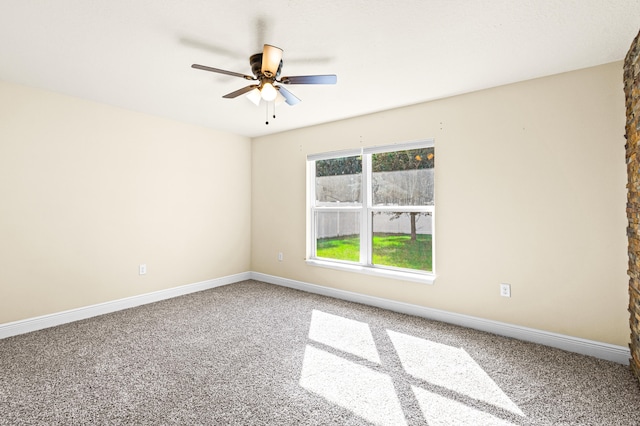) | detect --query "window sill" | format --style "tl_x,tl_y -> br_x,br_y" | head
305,259 -> 435,285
